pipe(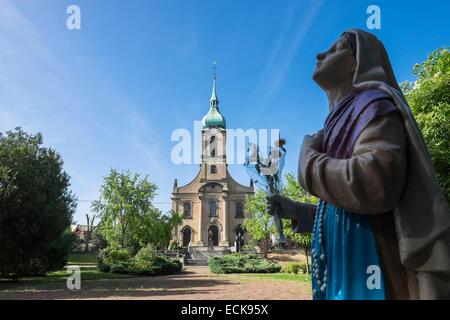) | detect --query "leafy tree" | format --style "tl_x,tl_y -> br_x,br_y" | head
154,210 -> 183,250
282,173 -> 318,274
84,213 -> 98,252
0,128 -> 76,279
282,173 -> 319,205
243,190 -> 275,257
401,47 -> 450,202
243,174 -> 319,260
92,169 -> 161,254
166,210 -> 183,251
